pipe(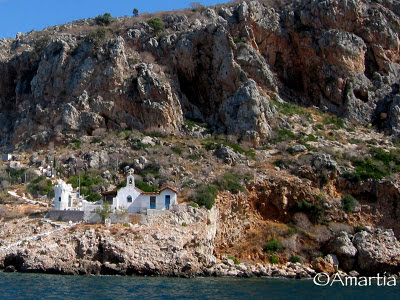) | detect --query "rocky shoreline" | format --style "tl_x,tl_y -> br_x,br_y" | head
1,207 -> 399,278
